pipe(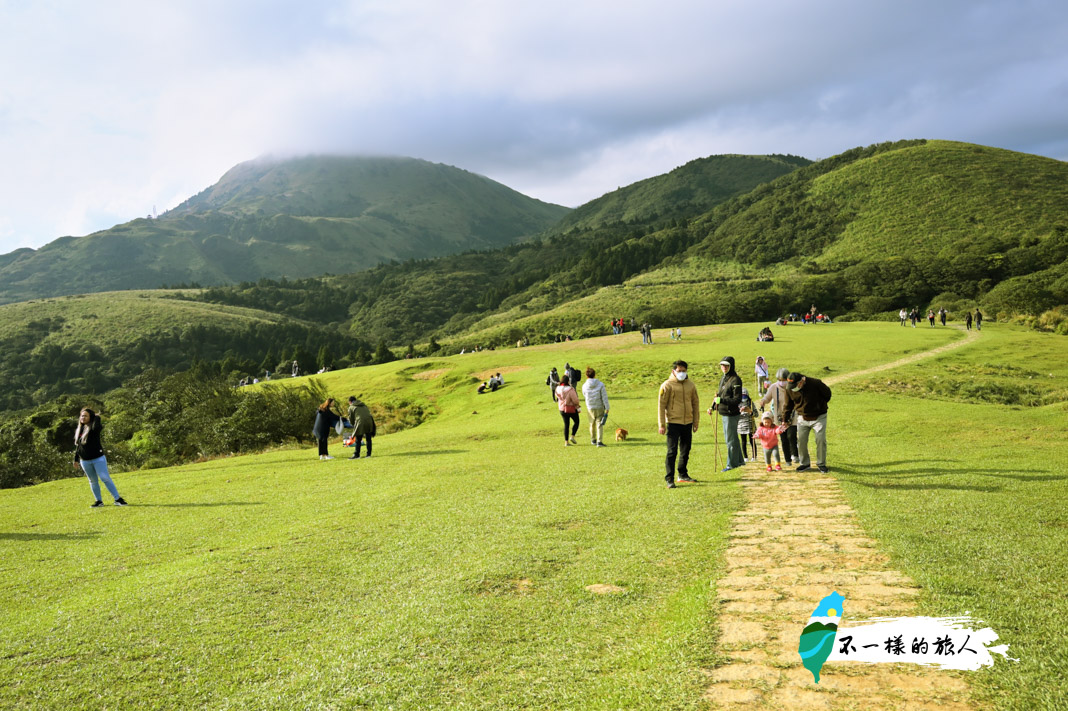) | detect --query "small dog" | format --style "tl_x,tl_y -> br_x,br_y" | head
615,428 -> 629,442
